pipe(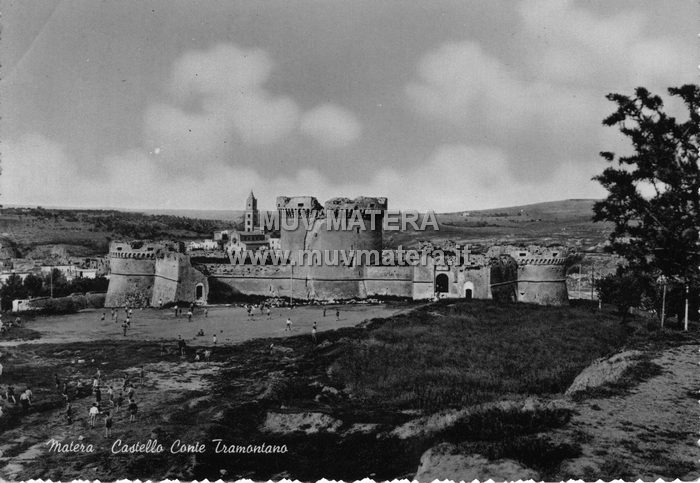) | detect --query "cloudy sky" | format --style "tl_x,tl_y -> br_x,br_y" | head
1,0 -> 696,212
